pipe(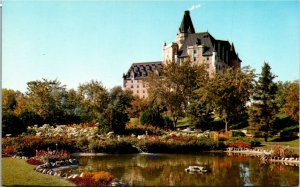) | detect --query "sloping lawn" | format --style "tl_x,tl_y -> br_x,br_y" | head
2,157 -> 74,186
260,138 -> 299,155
